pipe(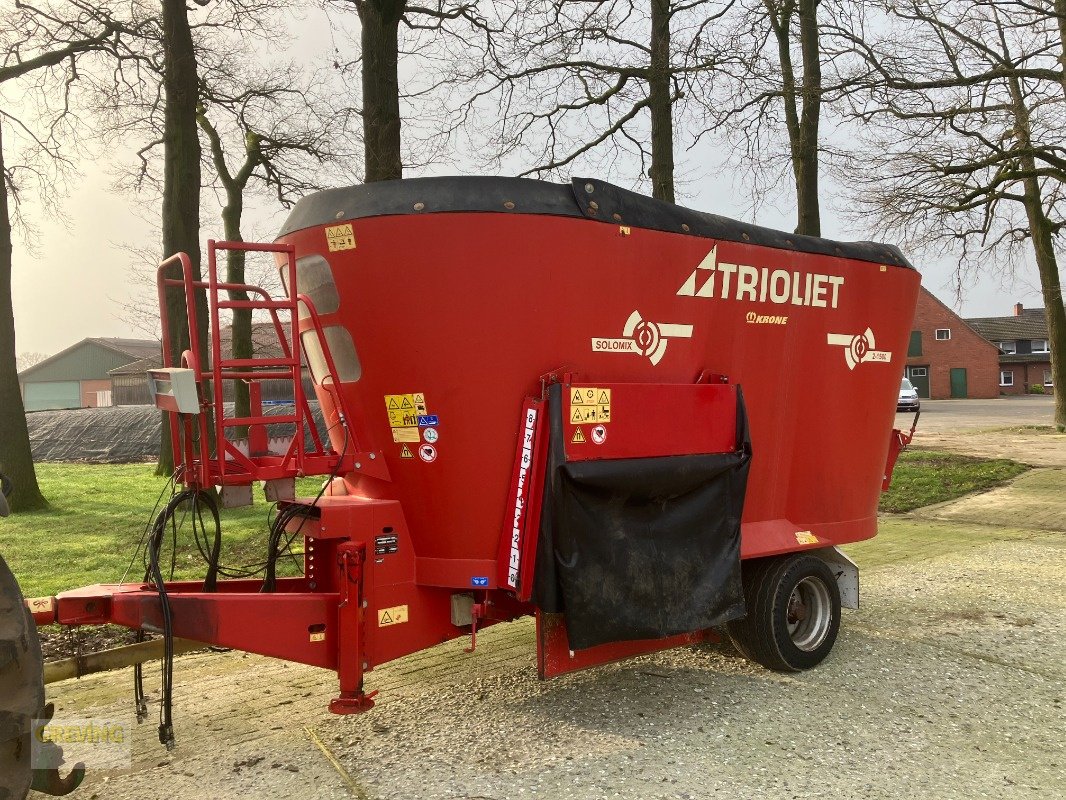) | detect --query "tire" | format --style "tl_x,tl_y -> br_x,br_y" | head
0,554 -> 44,800
727,553 -> 841,672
